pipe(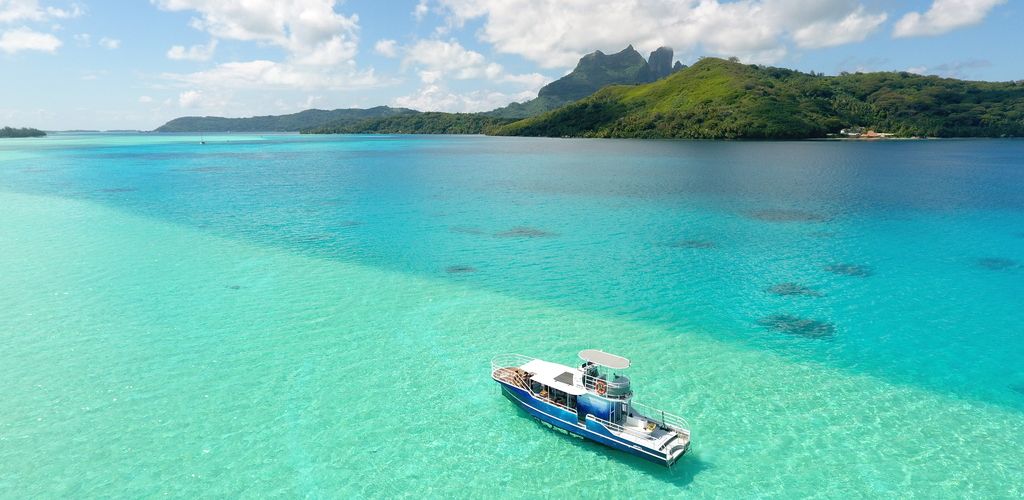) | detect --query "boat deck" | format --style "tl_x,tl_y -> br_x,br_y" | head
493,367 -> 529,389
491,353 -> 691,463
